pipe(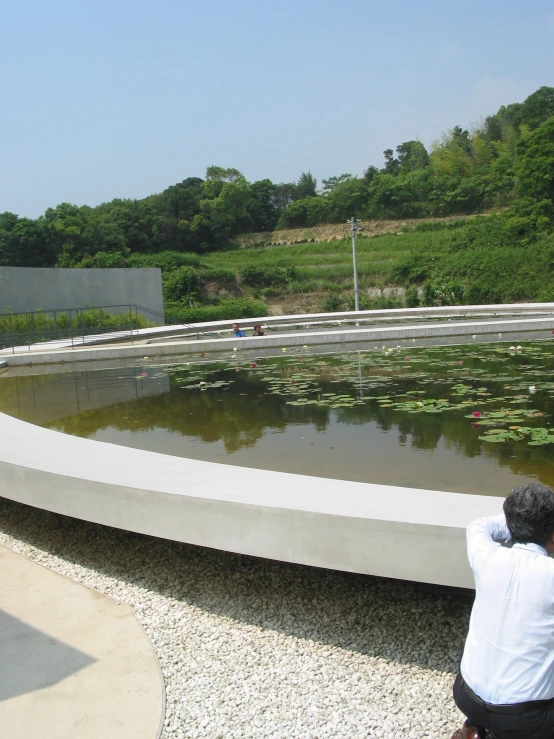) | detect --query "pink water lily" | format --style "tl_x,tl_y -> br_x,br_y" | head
472,411 -> 482,418
251,362 -> 257,368
458,360 -> 463,365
